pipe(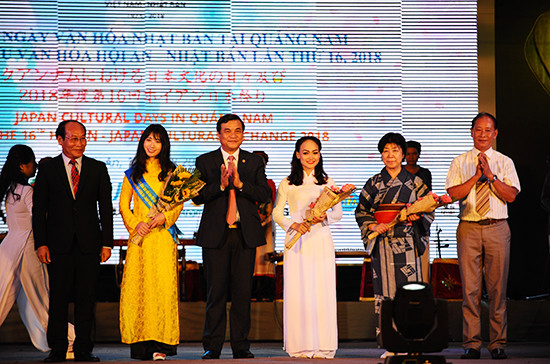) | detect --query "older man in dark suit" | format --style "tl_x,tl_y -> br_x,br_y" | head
193,113 -> 271,359
33,120 -> 113,363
